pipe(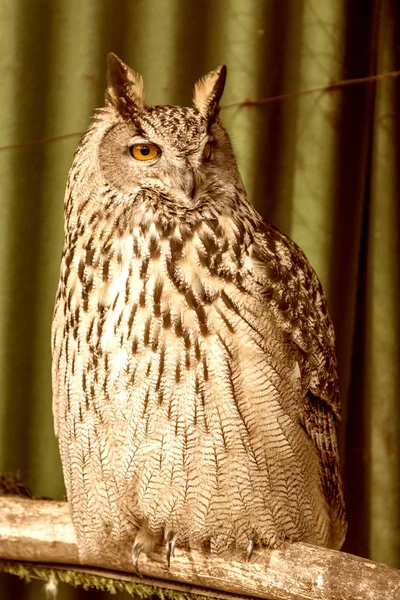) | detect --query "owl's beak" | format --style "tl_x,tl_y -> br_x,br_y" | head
182,167 -> 197,200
